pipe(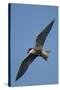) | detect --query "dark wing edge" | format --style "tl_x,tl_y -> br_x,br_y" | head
15,54 -> 37,81
35,19 -> 55,50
